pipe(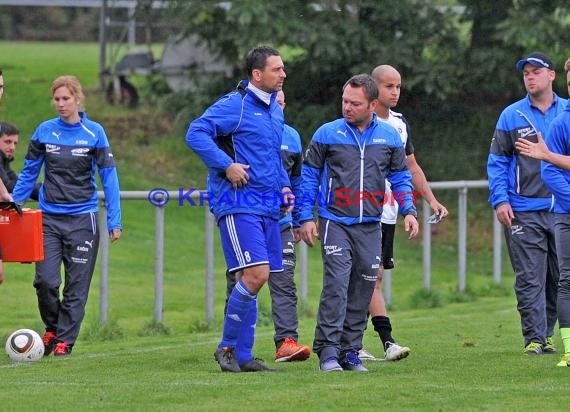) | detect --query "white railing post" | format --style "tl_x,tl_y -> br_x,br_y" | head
299,241 -> 308,302
98,206 -> 109,323
383,269 -> 392,305
493,213 -> 502,284
205,209 -> 215,323
457,186 -> 468,292
154,205 -> 165,323
422,199 -> 432,290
